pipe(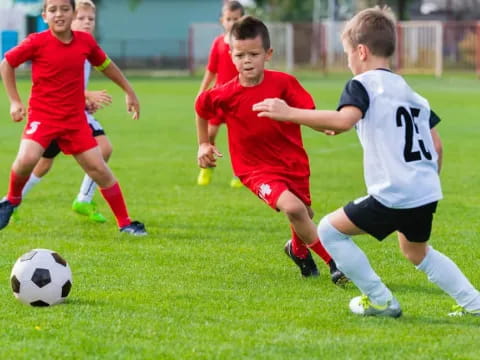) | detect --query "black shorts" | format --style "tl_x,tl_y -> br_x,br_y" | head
41,124 -> 105,159
344,195 -> 438,243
